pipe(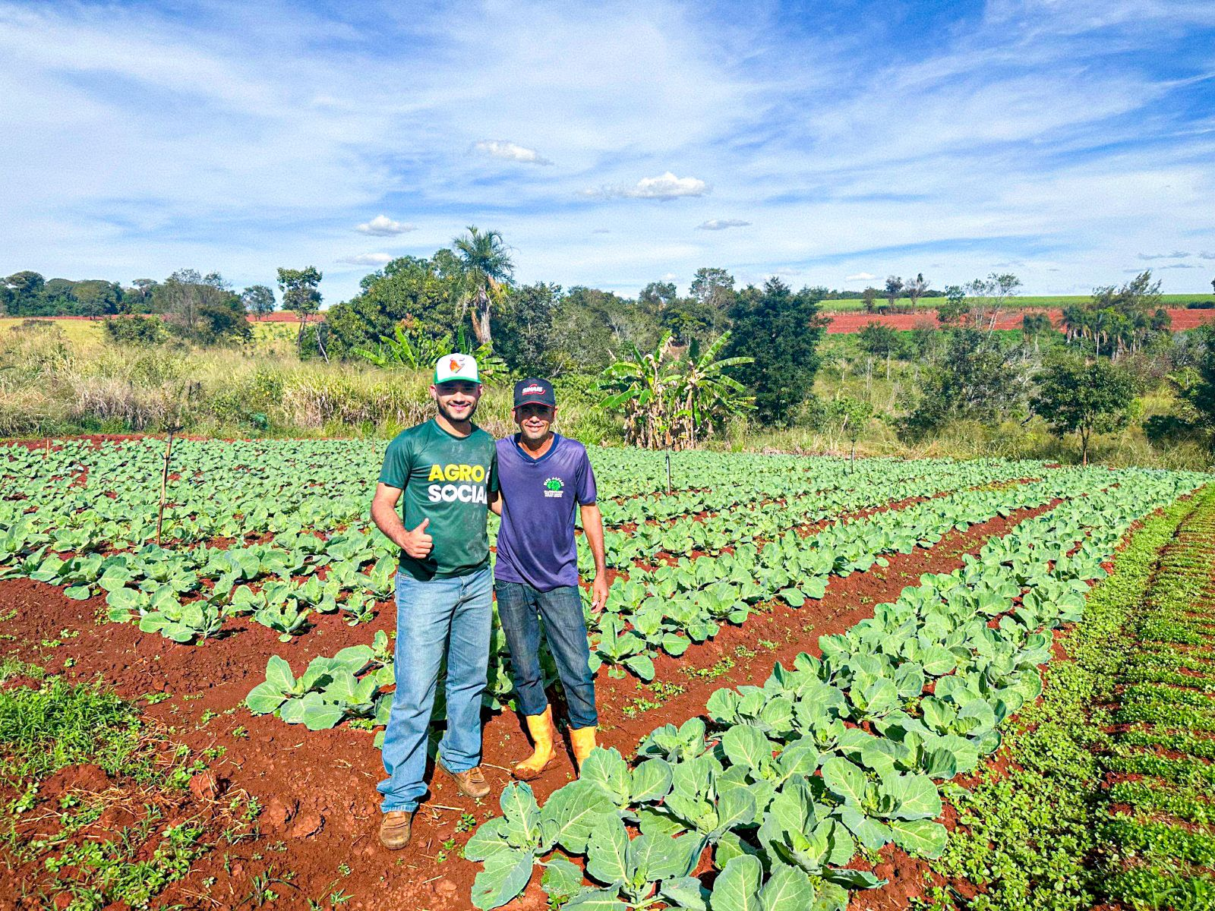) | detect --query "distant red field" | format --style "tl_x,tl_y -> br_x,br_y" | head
823,307 -> 1215,333
10,308 -> 1215,332
6,312 -> 318,323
